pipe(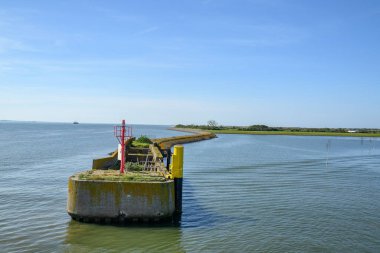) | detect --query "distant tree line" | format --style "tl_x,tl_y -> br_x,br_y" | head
175,122 -> 380,133
175,124 -> 280,131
